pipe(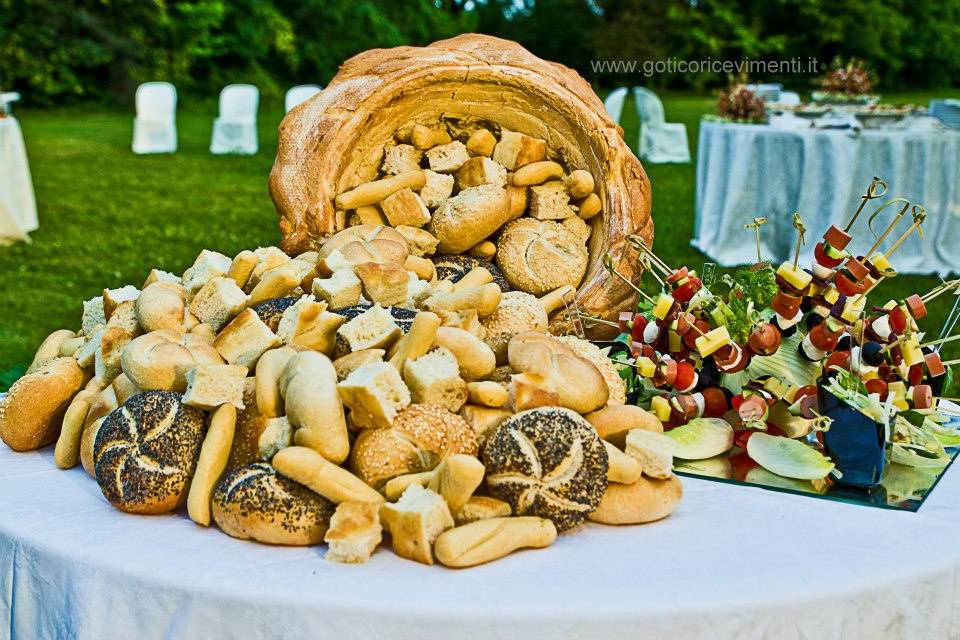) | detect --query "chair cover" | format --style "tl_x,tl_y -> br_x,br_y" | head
603,87 -> 628,124
0,118 -> 38,244
285,85 -> 322,113
0,92 -> 19,117
633,87 -> 690,164
132,82 -> 177,154
778,91 -> 801,106
210,84 -> 259,155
